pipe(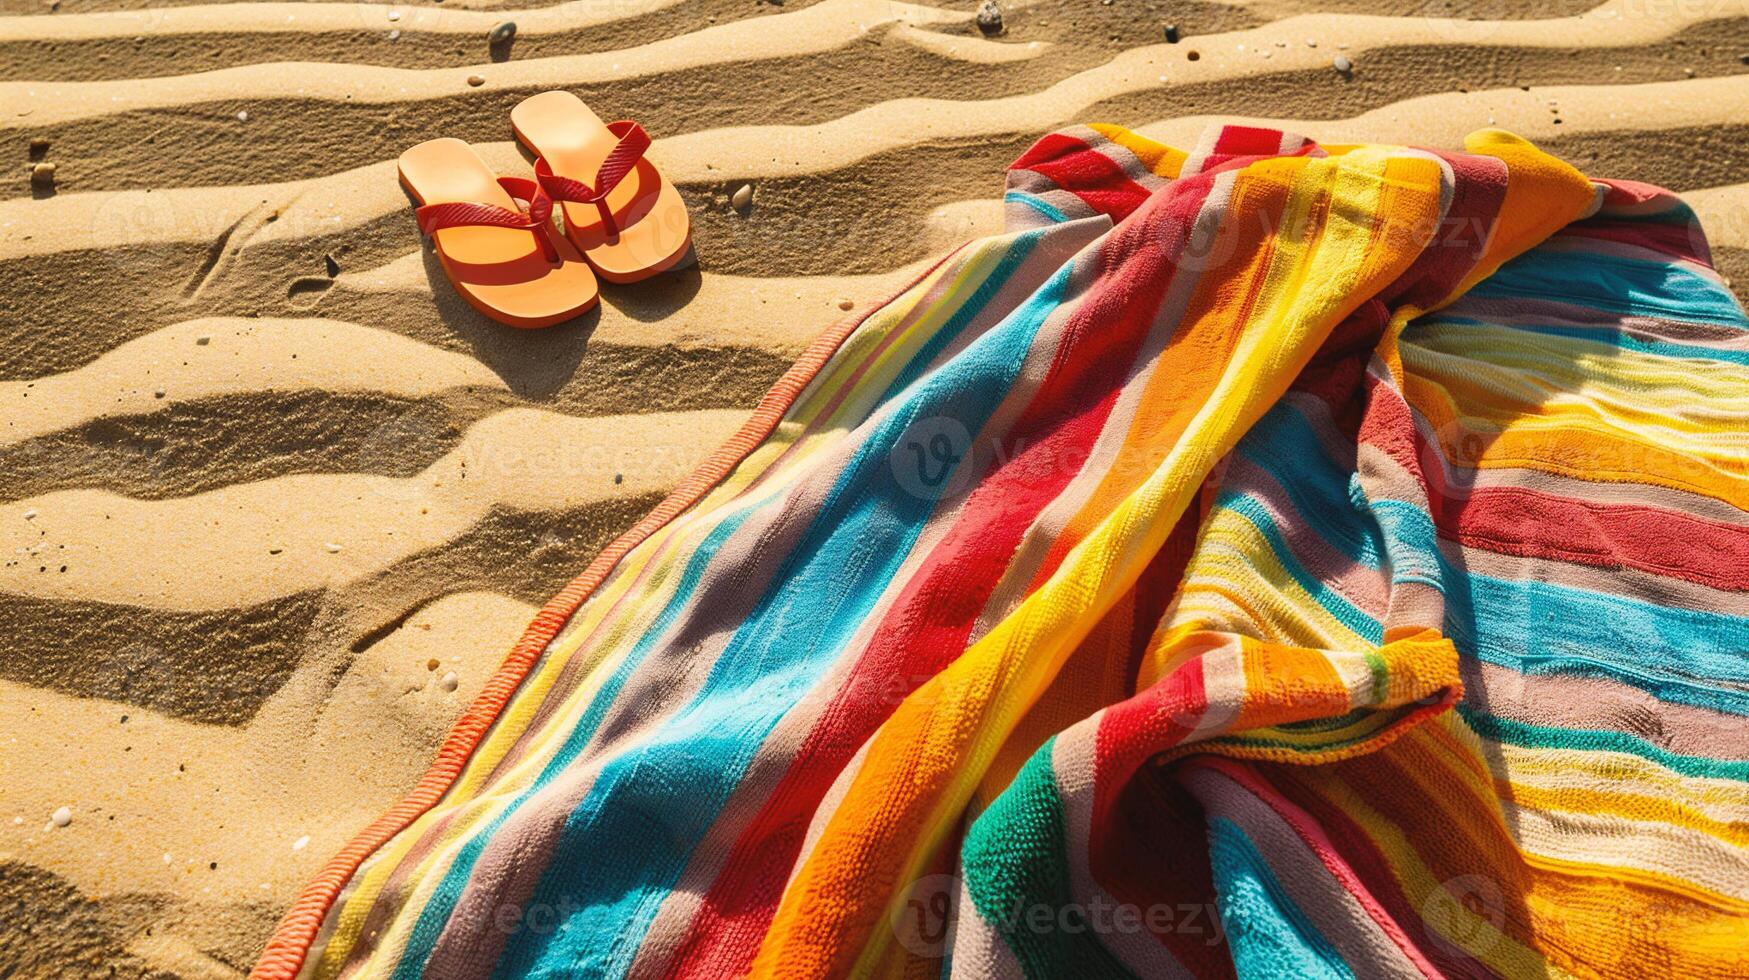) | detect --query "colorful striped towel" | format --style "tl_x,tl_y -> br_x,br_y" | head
256,124 -> 1749,979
